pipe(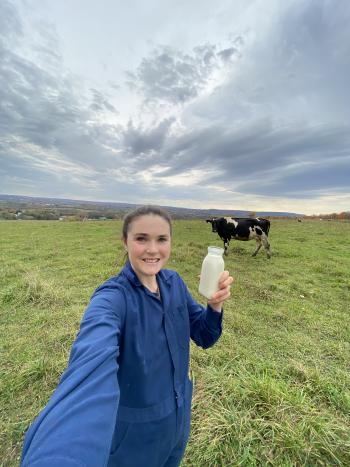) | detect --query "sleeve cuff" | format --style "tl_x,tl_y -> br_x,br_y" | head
206,305 -> 223,328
